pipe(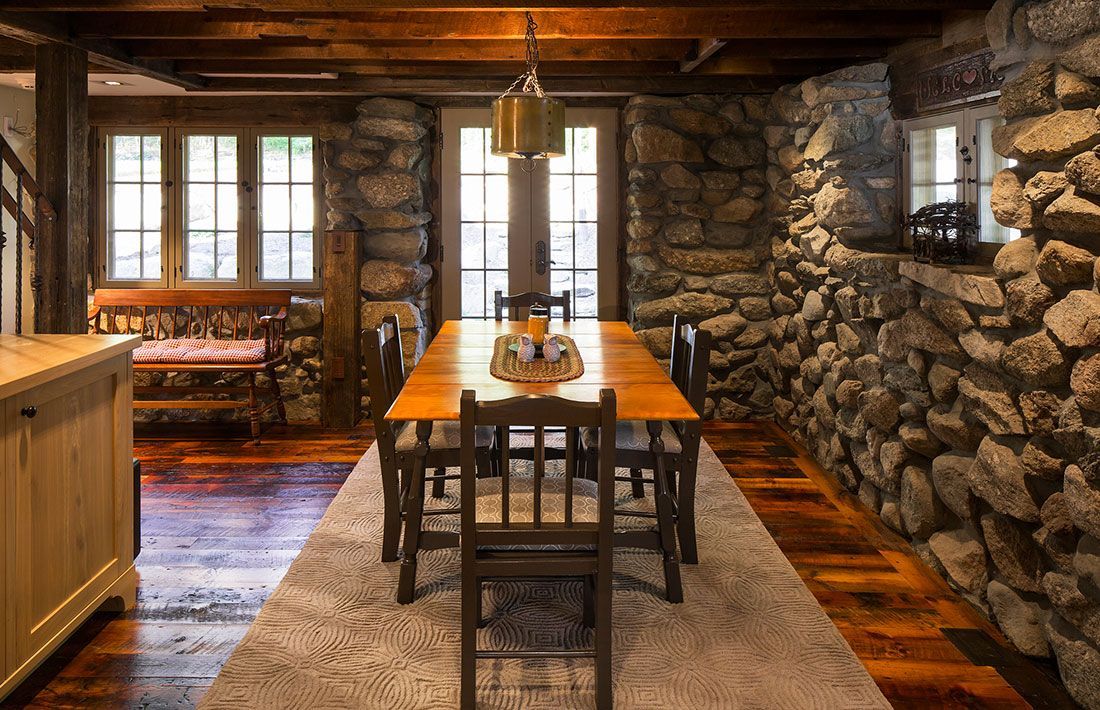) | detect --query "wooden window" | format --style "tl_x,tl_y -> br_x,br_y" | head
902,103 -> 1019,253
96,127 -> 320,290
254,132 -> 321,287
98,130 -> 169,287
